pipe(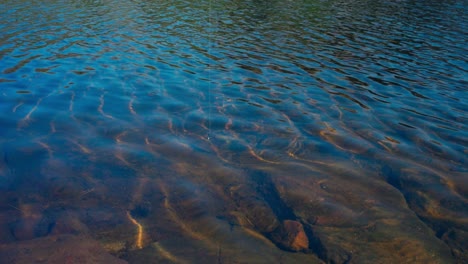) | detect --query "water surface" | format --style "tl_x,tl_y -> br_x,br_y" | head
0,0 -> 467,263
